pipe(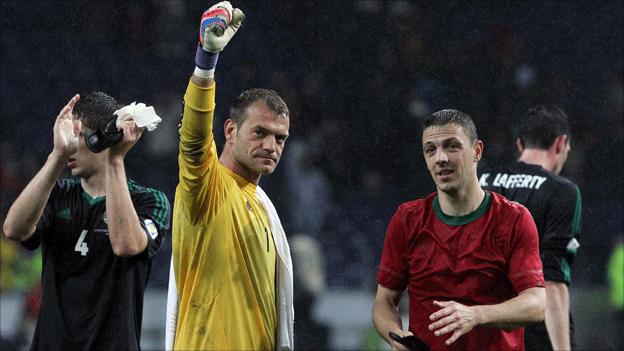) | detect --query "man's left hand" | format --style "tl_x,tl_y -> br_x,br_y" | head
107,120 -> 144,160
428,300 -> 481,346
